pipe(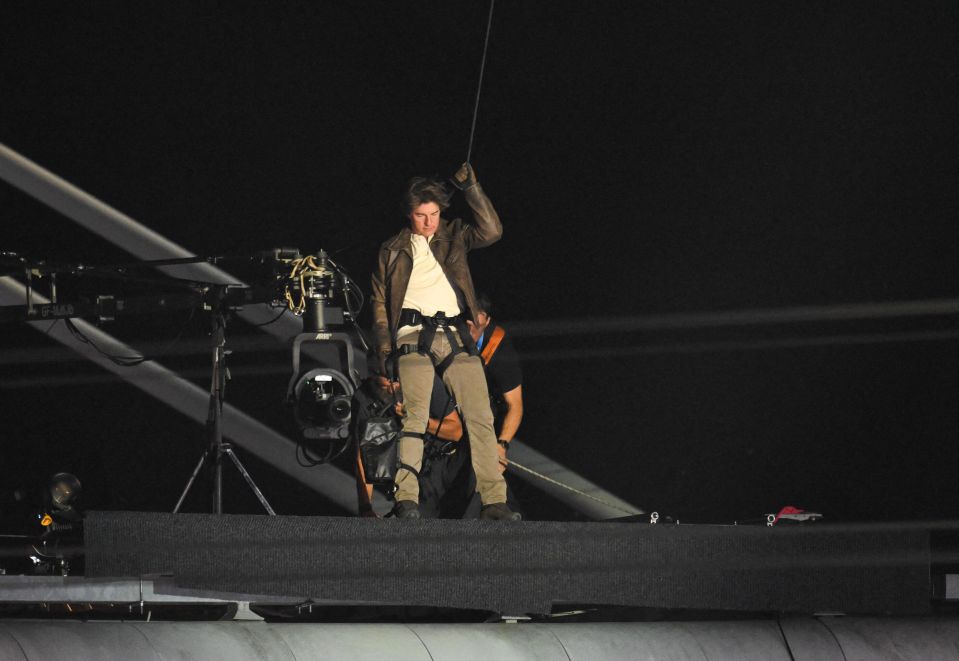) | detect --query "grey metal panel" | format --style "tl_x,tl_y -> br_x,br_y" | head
0,621 -> 771,661
0,575 -> 143,602
411,623 -> 567,661
143,576 -> 307,605
7,619 -> 959,660
0,276 -> 367,513
947,573 -> 959,599
269,623 -> 432,661
778,616 -> 845,661
0,575 -> 308,606
674,621 -> 792,661
819,616 -> 959,661
0,628 -> 28,661
552,621 -> 792,661
0,621 -> 161,661
130,622 -> 295,661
